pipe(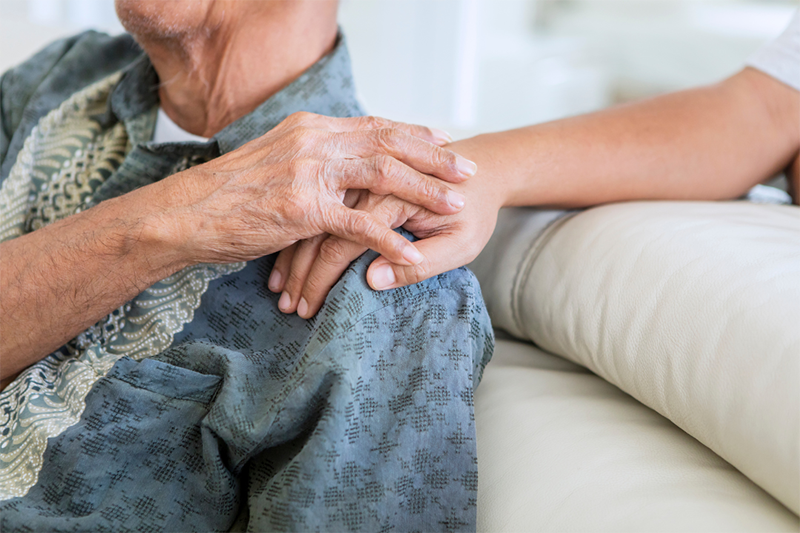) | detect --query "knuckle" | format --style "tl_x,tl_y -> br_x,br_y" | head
284,267 -> 305,291
280,196 -> 307,222
319,238 -> 350,266
373,195 -> 399,218
376,154 -> 395,175
349,212 -> 374,237
375,128 -> 402,150
302,273 -> 331,306
288,126 -> 315,147
287,157 -> 315,177
316,158 -> 334,184
402,263 -> 428,286
418,177 -> 440,201
438,149 -> 459,173
411,264 -> 429,284
361,115 -> 390,129
379,230 -> 403,258
287,111 -> 313,125
374,155 -> 397,188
